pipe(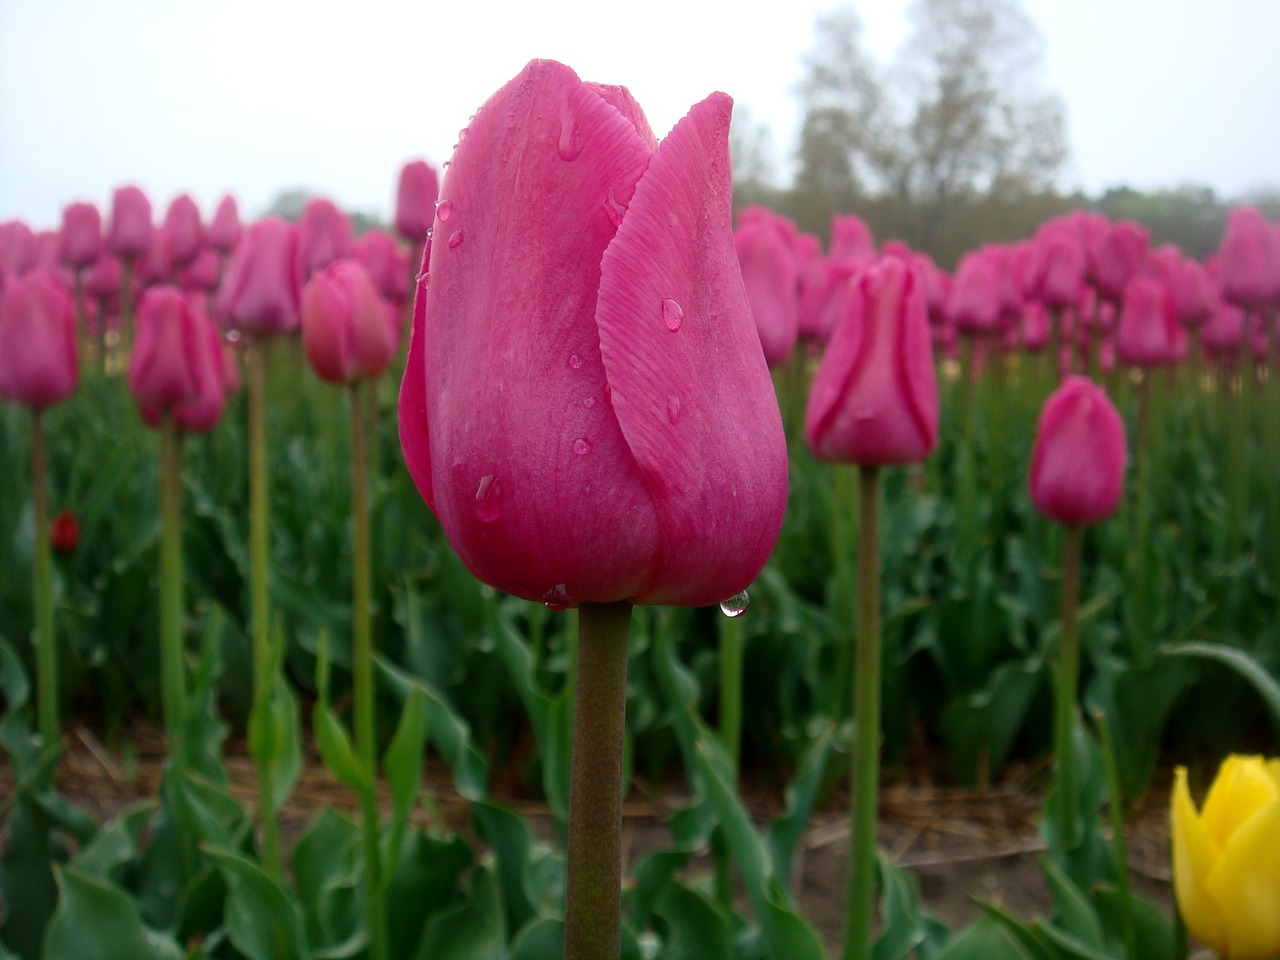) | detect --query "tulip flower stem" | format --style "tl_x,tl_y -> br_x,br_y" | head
159,414 -> 186,743
349,380 -> 387,960
1130,374 -> 1154,668
31,409 -> 57,749
832,464 -> 857,717
121,259 -> 135,358
718,613 -> 743,773
1054,524 -> 1083,854
844,465 -> 881,960
246,339 -> 282,879
565,601 -> 632,960
1092,709 -> 1136,960
959,335 -> 979,557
